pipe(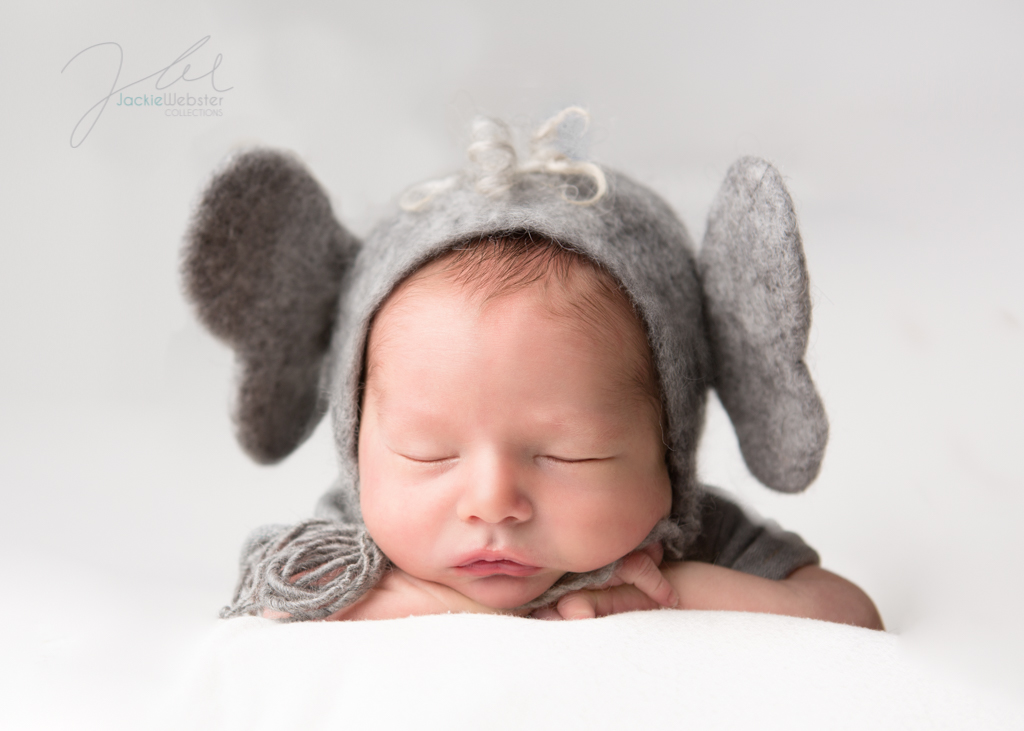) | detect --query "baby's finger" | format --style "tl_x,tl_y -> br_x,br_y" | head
640,541 -> 664,566
556,591 -> 598,620
530,606 -> 563,621
617,552 -> 678,608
